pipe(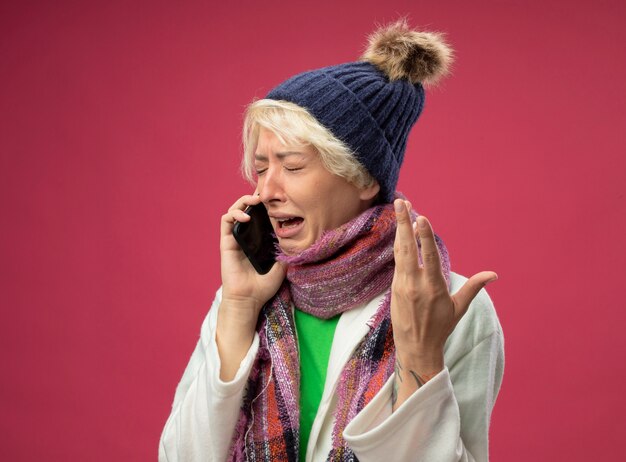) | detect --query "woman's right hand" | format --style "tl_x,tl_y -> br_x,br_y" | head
216,194 -> 286,381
